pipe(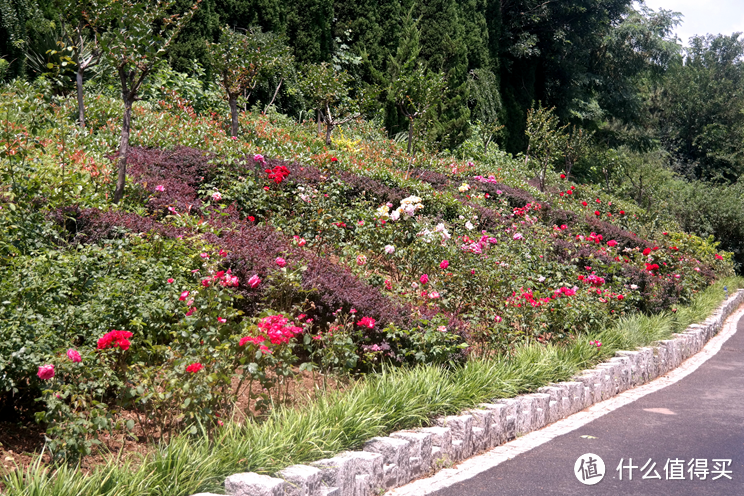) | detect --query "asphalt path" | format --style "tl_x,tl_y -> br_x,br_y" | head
432,315 -> 744,496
